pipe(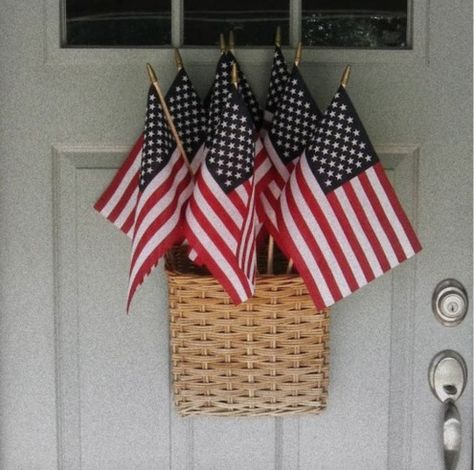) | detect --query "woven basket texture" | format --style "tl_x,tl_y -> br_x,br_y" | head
166,246 -> 330,416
